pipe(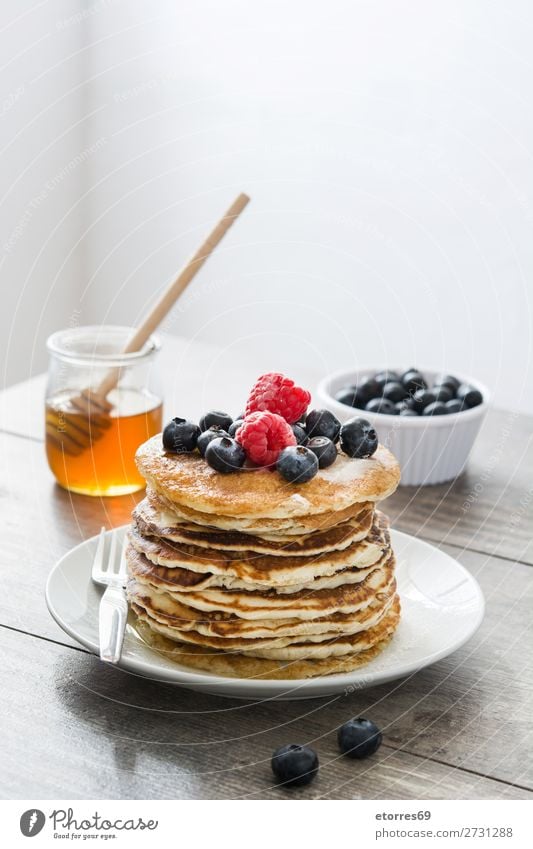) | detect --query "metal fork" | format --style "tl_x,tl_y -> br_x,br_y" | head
92,528 -> 128,664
